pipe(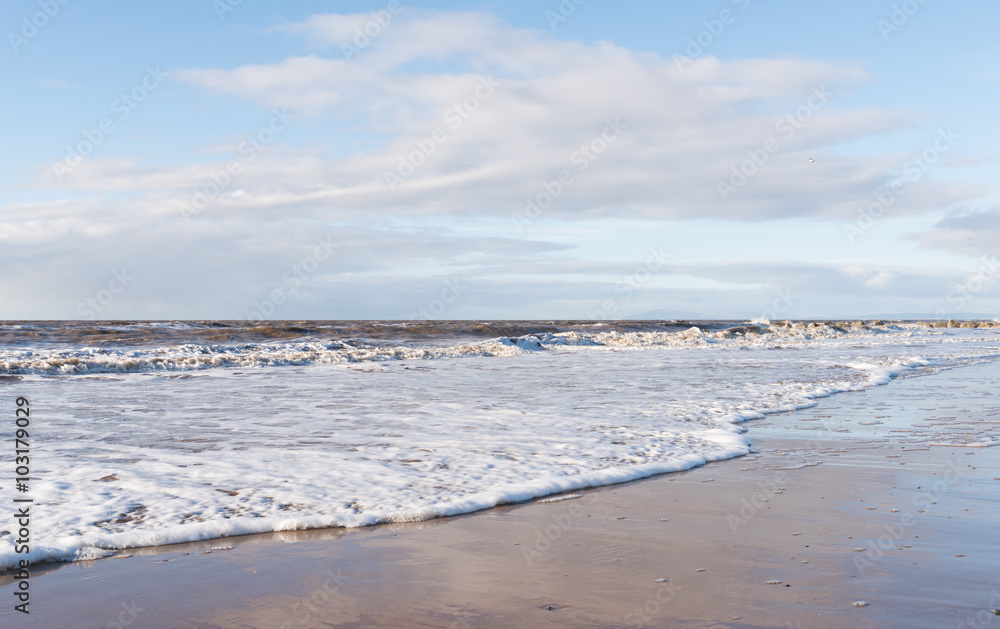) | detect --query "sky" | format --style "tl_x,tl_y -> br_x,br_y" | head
1,0 -> 999,321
